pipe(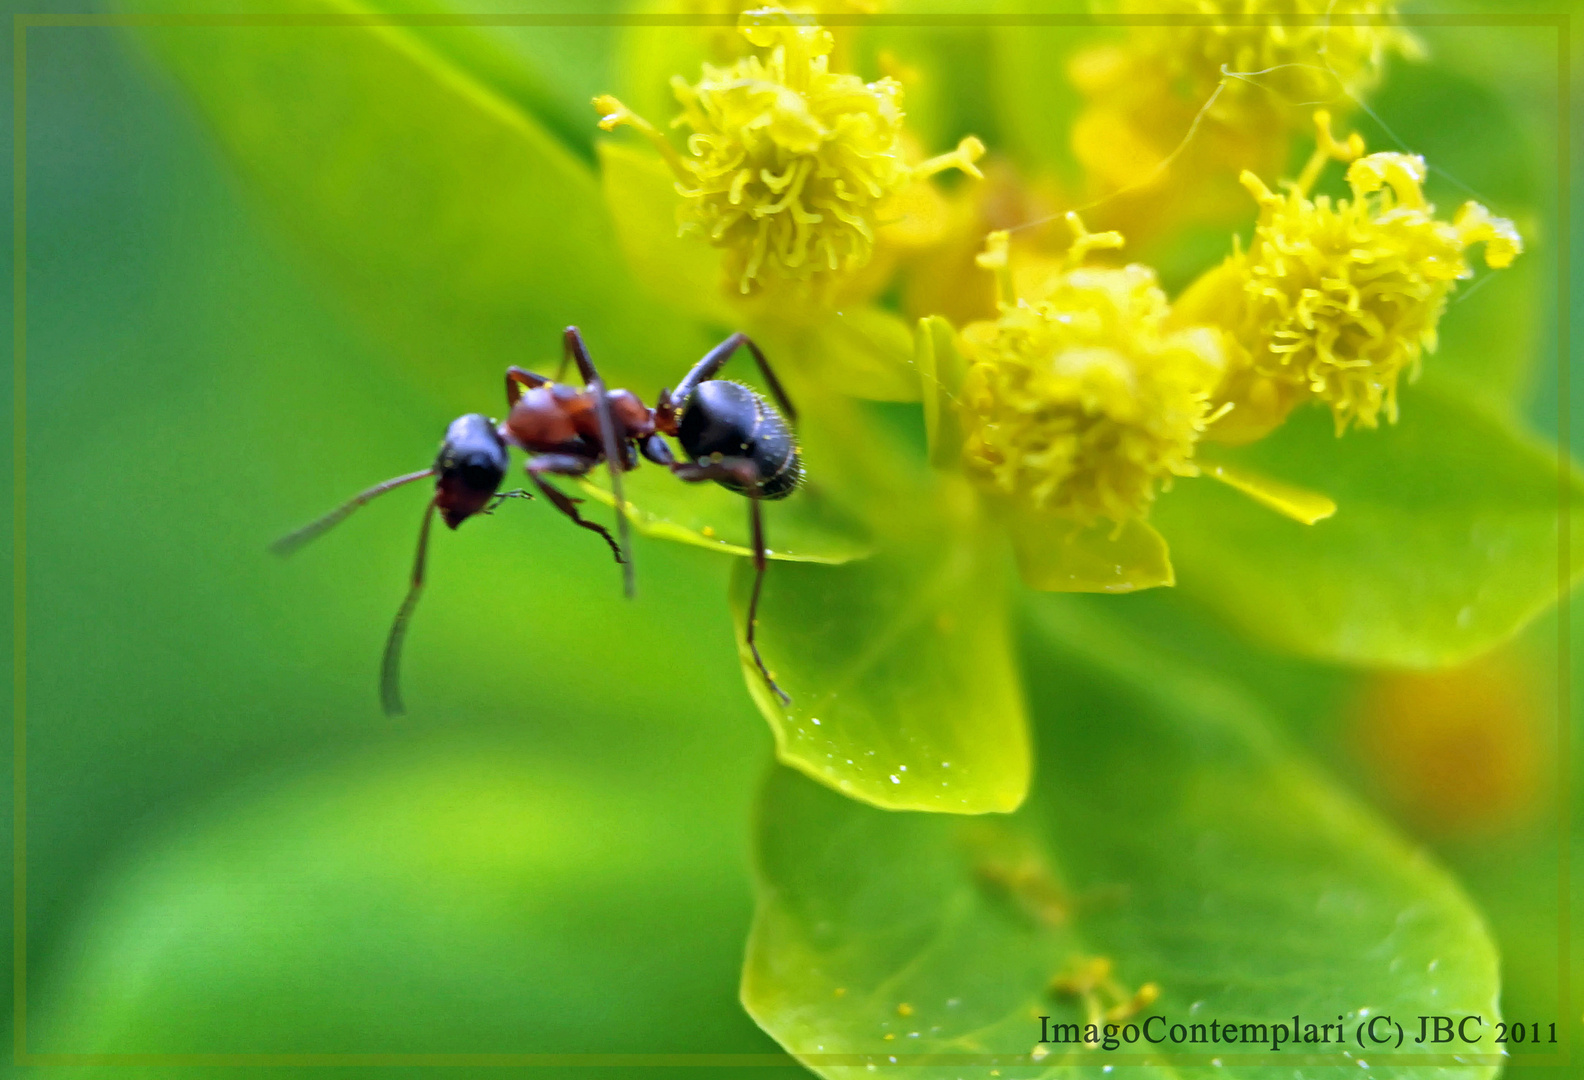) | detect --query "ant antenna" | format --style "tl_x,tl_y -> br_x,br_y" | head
588,375 -> 635,598
270,468 -> 435,557
380,499 -> 437,717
